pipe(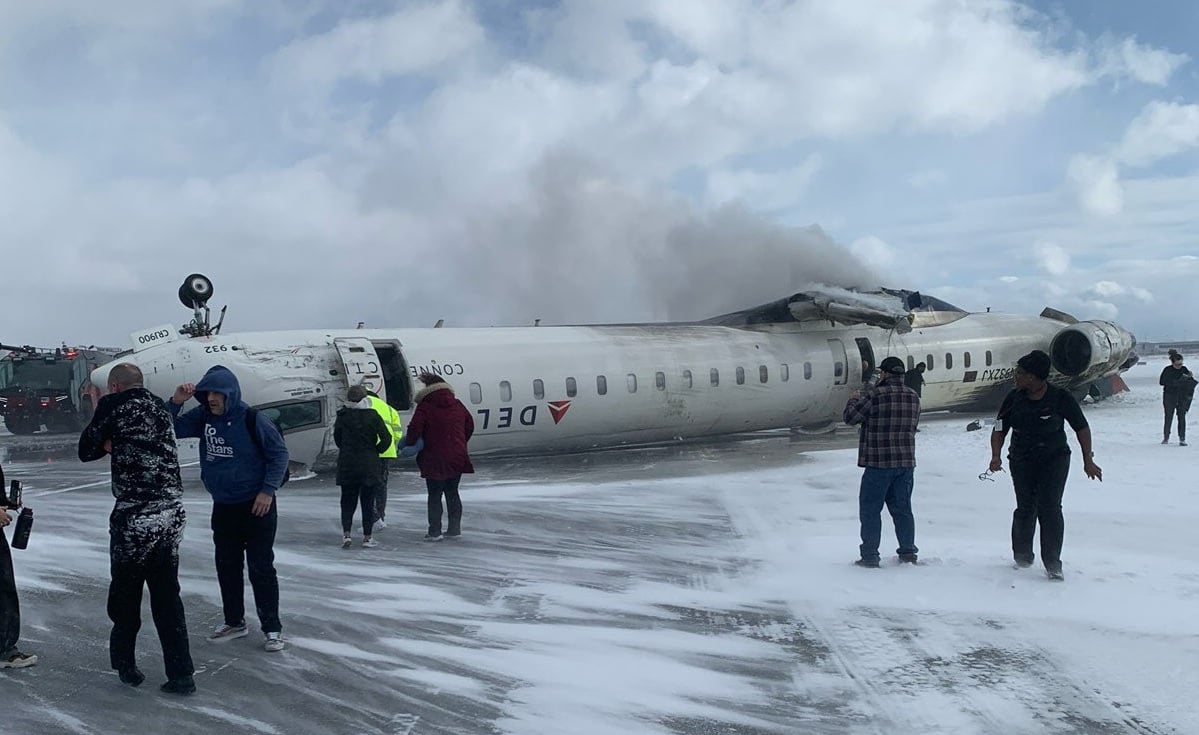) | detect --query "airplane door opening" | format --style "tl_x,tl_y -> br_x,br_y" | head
372,341 -> 413,411
855,337 -> 876,380
333,338 -> 386,401
828,339 -> 848,386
